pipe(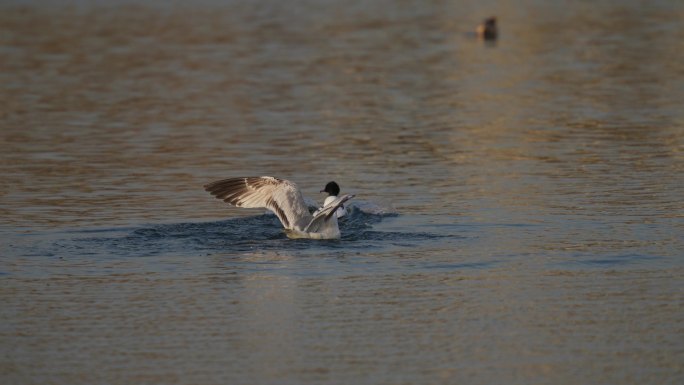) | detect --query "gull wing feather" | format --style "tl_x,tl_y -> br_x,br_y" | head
204,176 -> 312,230
304,194 -> 355,233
